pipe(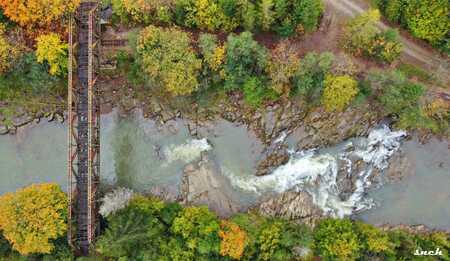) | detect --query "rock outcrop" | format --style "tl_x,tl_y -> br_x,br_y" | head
257,191 -> 324,227
181,156 -> 241,217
